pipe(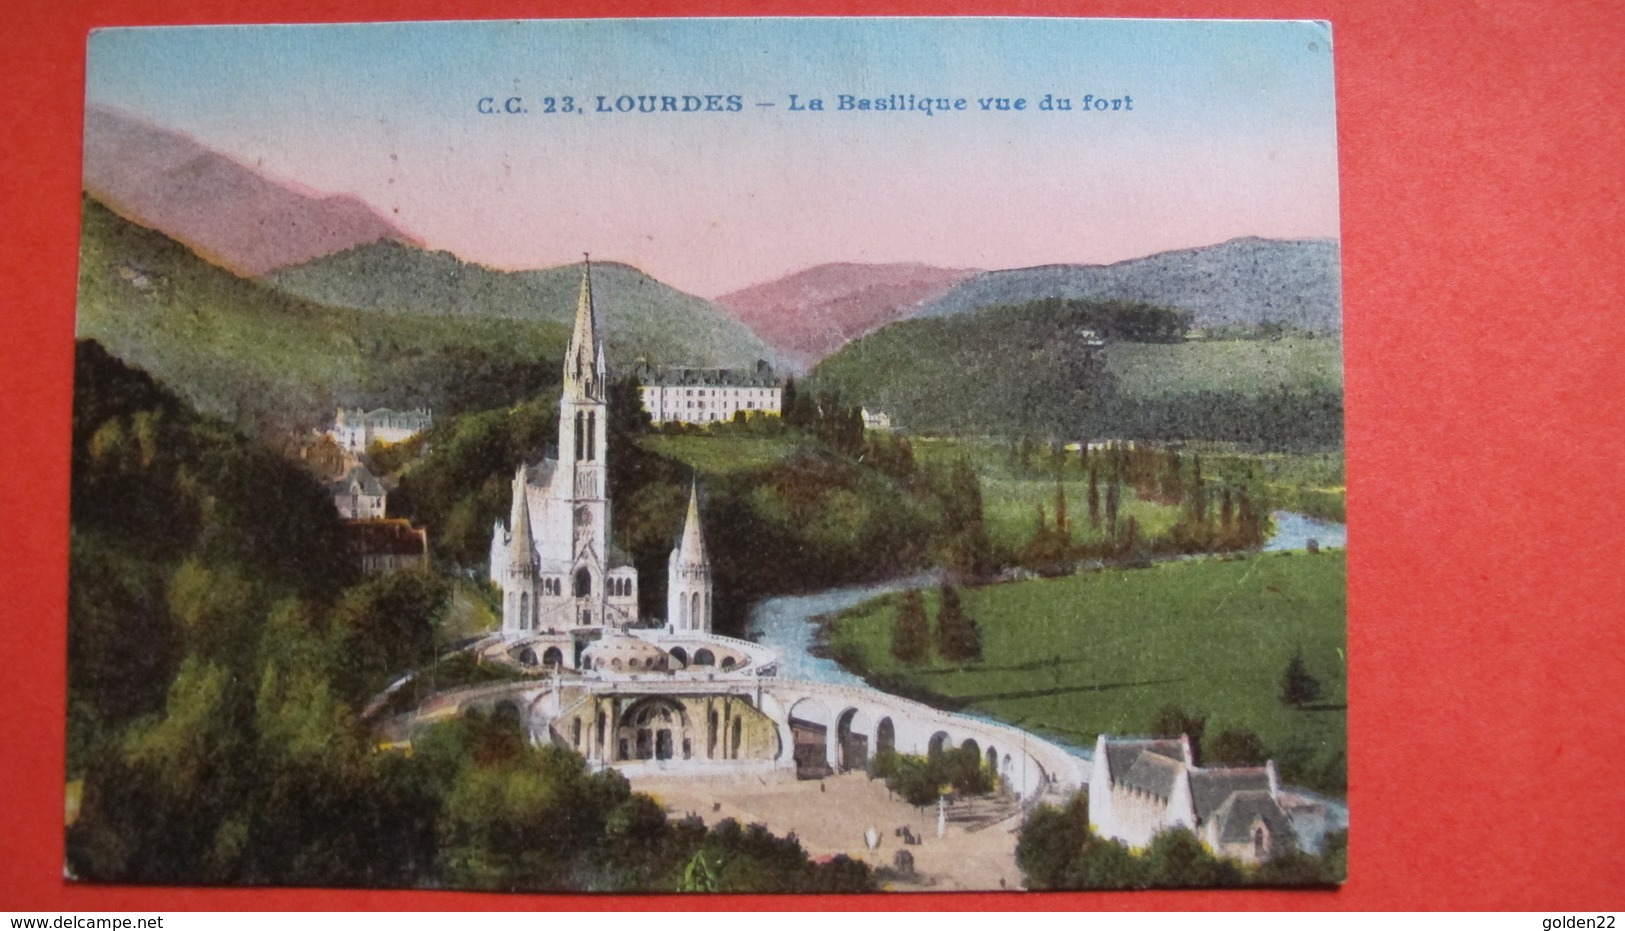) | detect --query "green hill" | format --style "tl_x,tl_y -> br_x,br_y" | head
75,196 -> 576,431
811,300 -> 1343,449
265,240 -> 776,369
